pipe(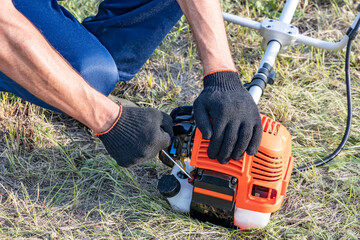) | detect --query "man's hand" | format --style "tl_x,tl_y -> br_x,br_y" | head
97,105 -> 174,167
194,71 -> 263,164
